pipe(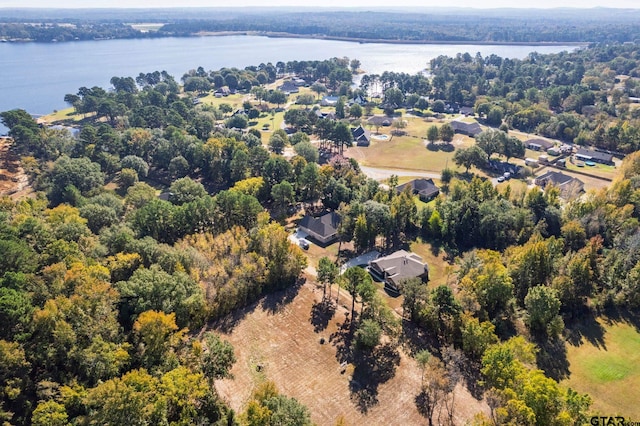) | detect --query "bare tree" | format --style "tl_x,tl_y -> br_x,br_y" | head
415,353 -> 450,426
